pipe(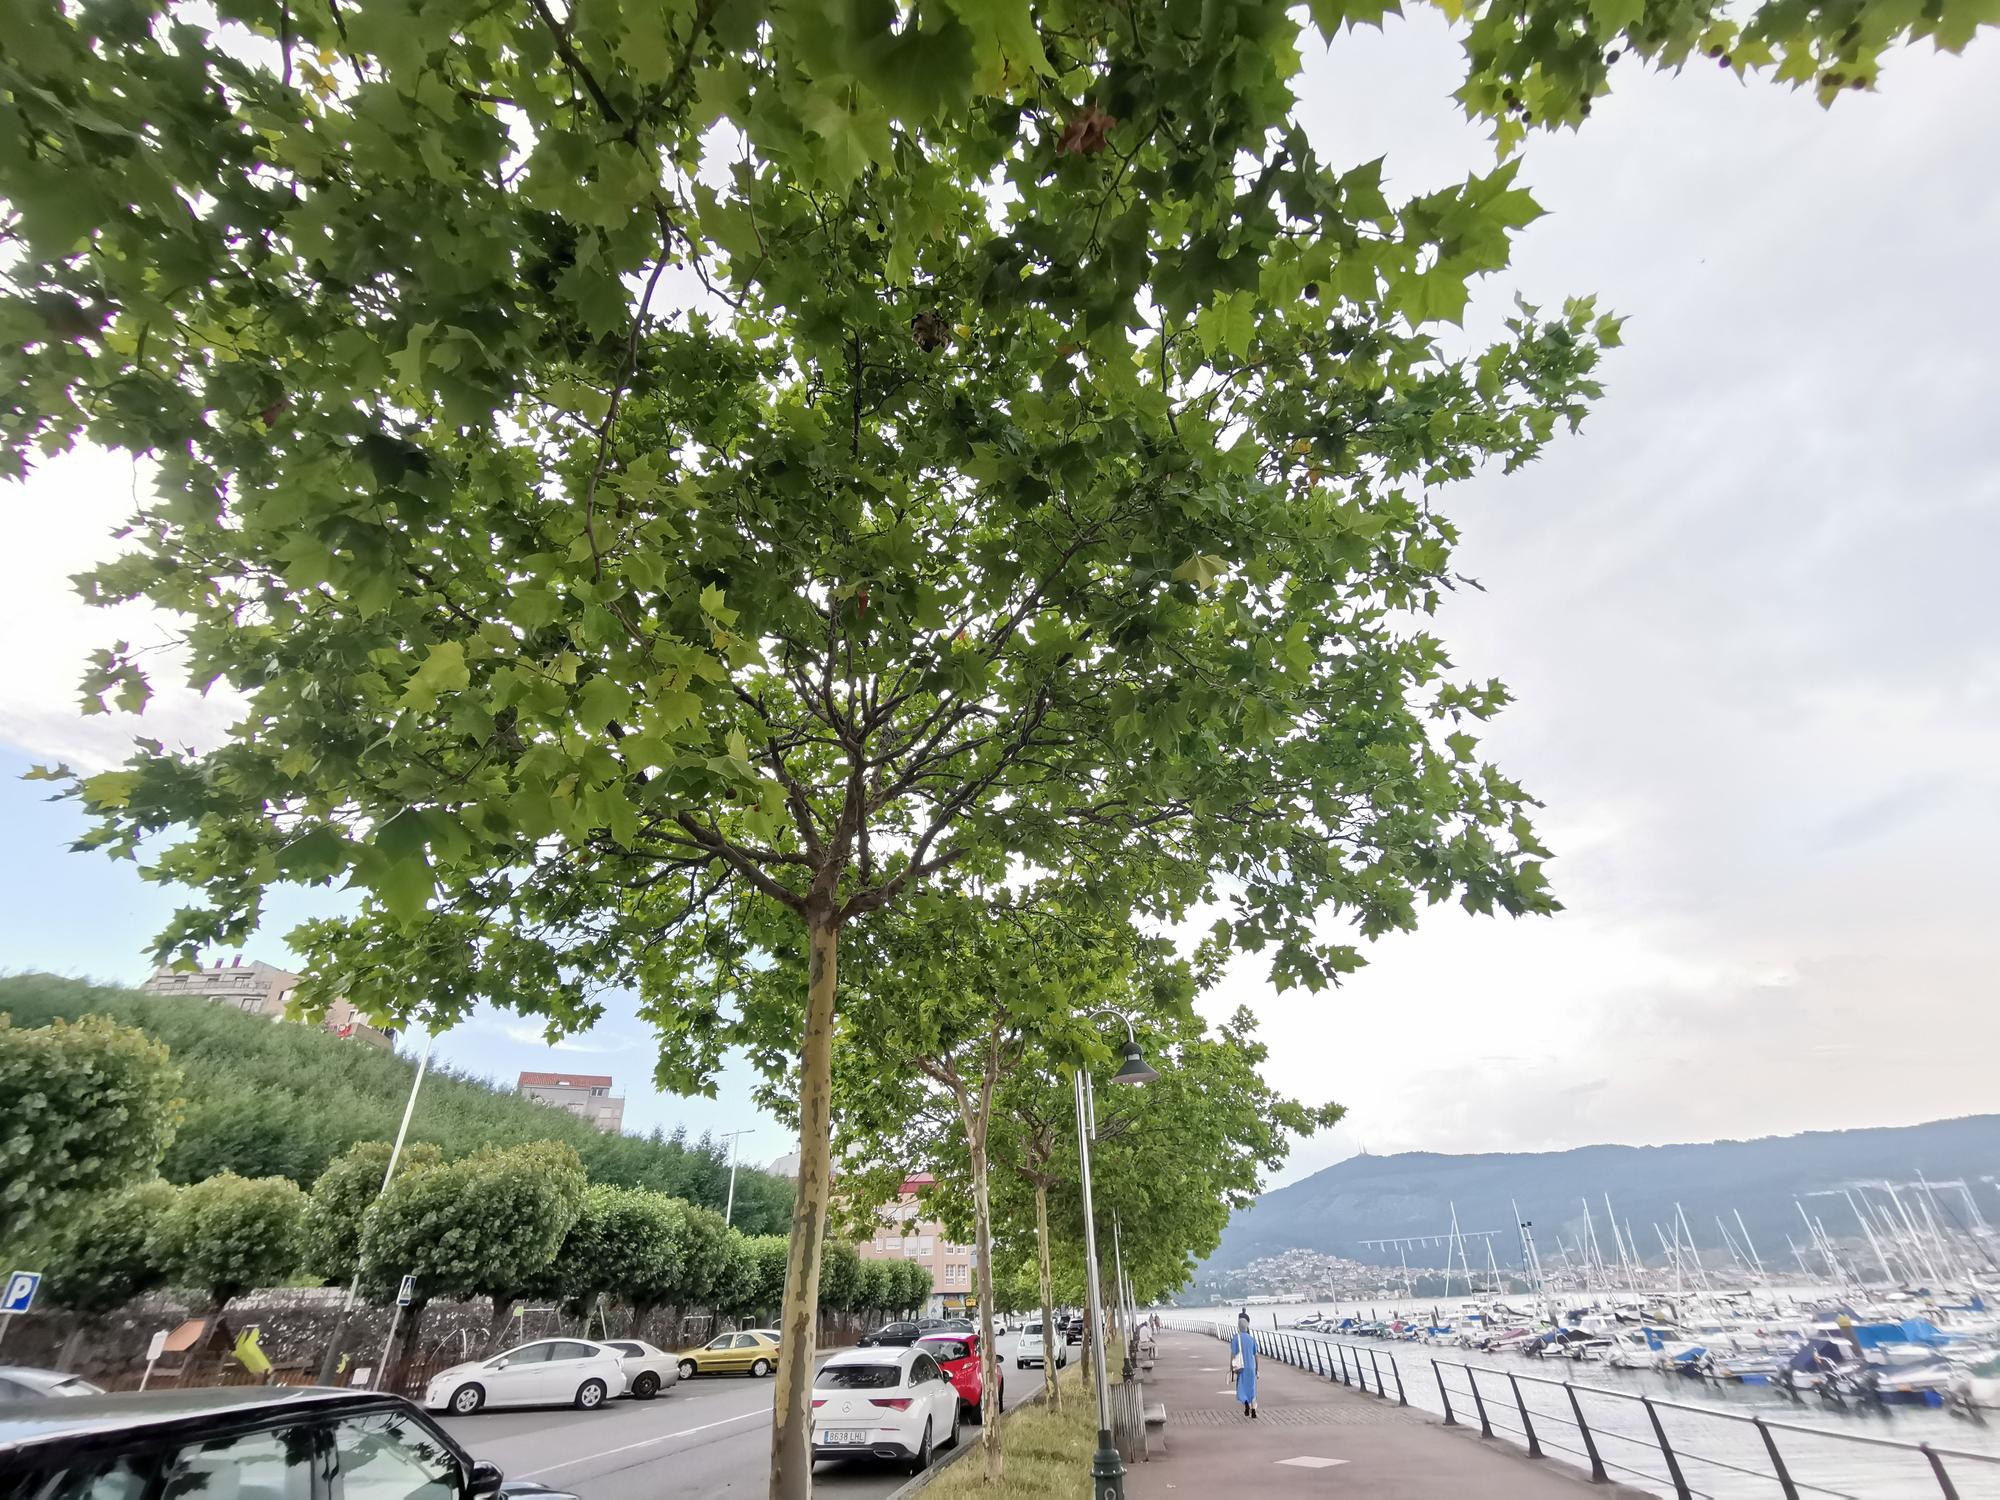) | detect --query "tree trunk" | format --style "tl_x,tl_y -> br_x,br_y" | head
386,1299 -> 429,1394
769,909 -> 839,1500
968,1127 -> 1004,1484
485,1295 -> 517,1350
55,1319 -> 87,1373
1035,1181 -> 1059,1414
